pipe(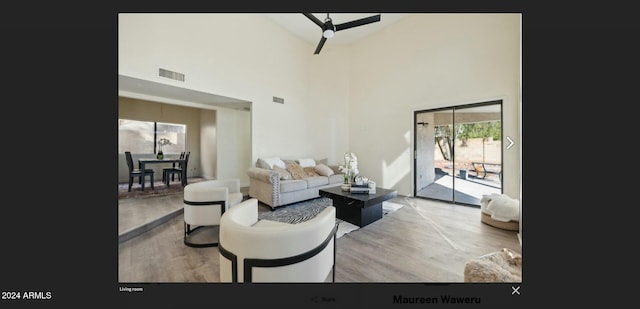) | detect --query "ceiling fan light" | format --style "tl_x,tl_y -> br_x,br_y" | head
323,29 -> 334,38
323,19 -> 336,39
